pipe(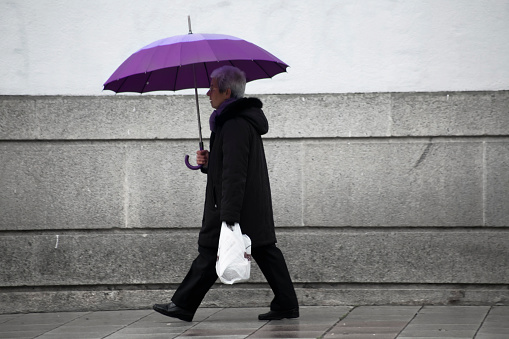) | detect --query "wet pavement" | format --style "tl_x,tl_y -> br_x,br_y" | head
0,305 -> 508,339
